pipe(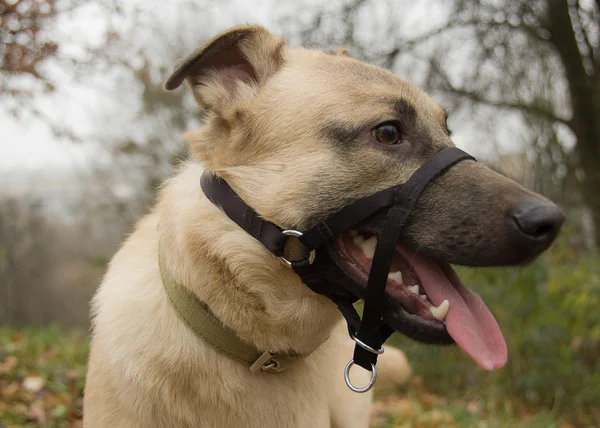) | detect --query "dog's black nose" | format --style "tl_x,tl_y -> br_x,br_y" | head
510,199 -> 565,244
